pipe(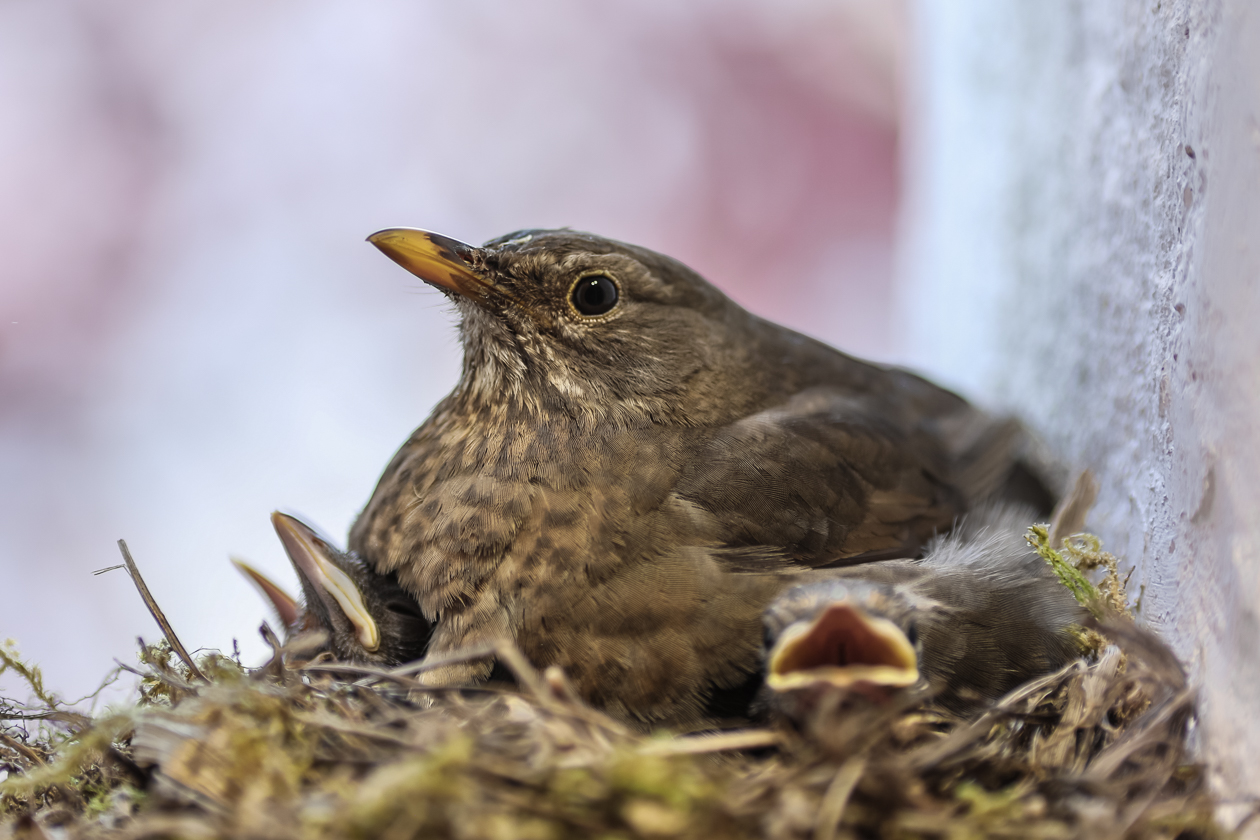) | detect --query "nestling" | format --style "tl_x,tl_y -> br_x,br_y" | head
235,512 -> 432,665
761,504 -> 1087,718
